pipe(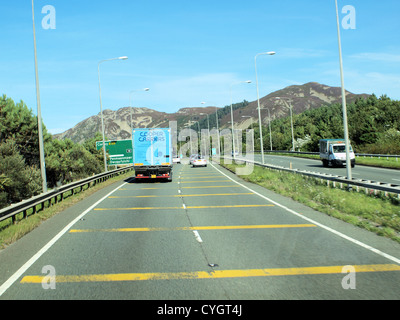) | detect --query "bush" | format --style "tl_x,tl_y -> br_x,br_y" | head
359,128 -> 400,154
0,140 -> 42,208
0,95 -> 105,208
